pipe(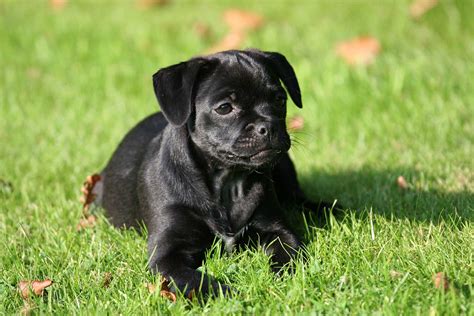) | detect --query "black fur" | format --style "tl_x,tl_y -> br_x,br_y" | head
100,49 -> 323,296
